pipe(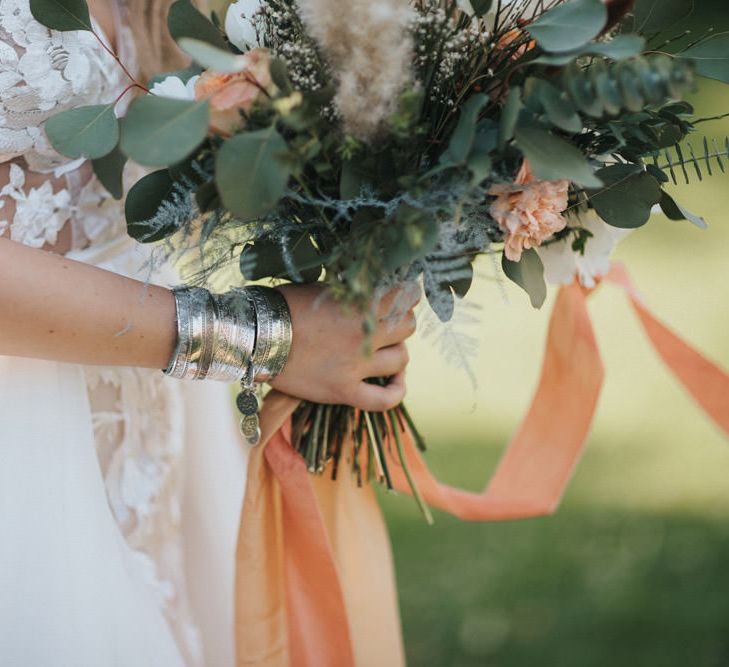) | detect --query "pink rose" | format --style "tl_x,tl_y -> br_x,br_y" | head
194,48 -> 275,135
489,160 -> 570,262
